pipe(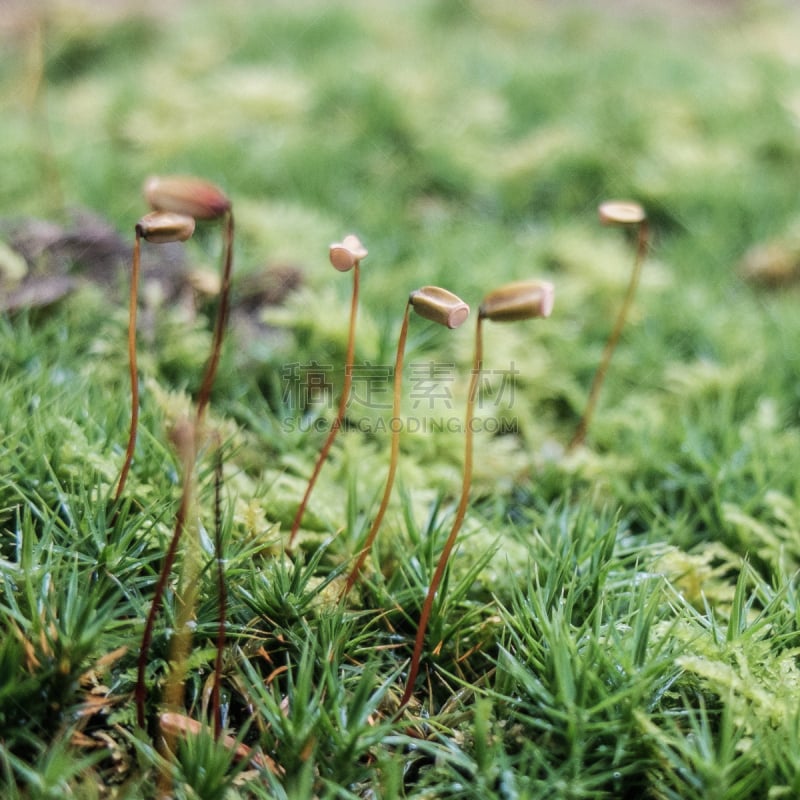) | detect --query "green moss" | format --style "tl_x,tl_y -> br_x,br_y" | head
2,0 -> 800,796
